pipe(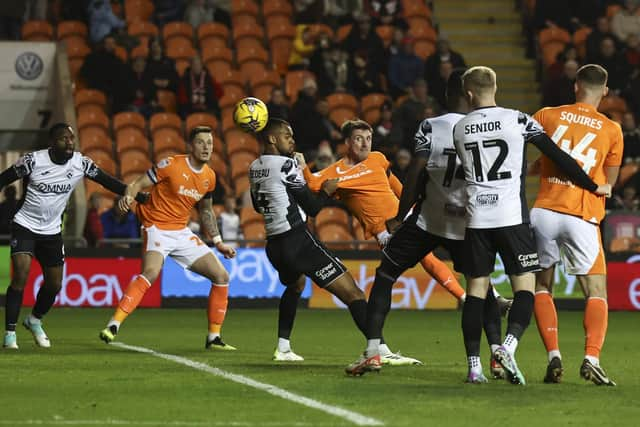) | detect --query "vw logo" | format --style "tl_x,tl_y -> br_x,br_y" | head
15,52 -> 43,81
